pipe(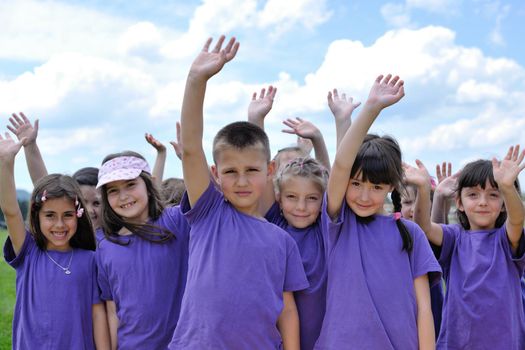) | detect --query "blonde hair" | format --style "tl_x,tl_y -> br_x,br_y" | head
274,157 -> 329,194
